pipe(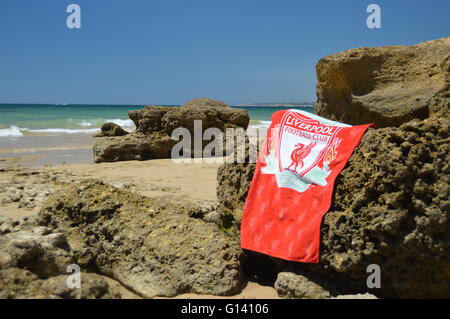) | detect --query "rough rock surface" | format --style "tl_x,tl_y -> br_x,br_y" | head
217,115 -> 449,298
94,122 -> 129,137
0,268 -> 125,299
93,132 -> 175,163
275,268 -> 344,299
93,98 -> 249,163
129,97 -> 249,135
315,37 -> 450,127
217,162 -> 255,223
0,170 -> 59,209
37,180 -> 244,298
0,226 -> 73,278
